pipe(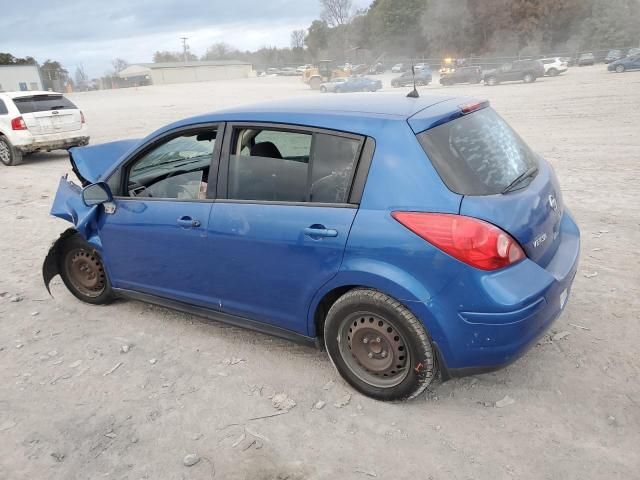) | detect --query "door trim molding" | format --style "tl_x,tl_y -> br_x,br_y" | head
113,287 -> 319,348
